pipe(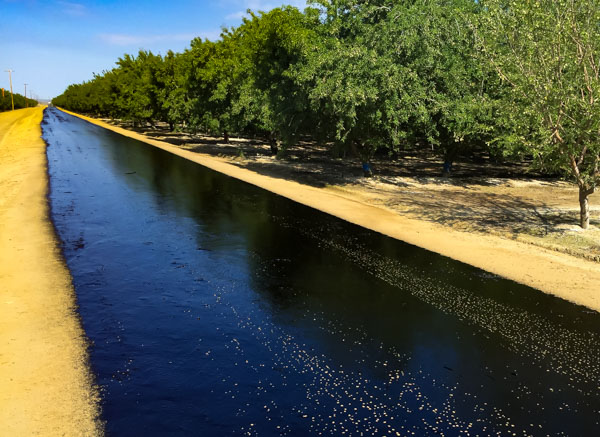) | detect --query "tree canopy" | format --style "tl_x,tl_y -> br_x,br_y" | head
52,0 -> 600,228
1,89 -> 38,111
477,0 -> 600,228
